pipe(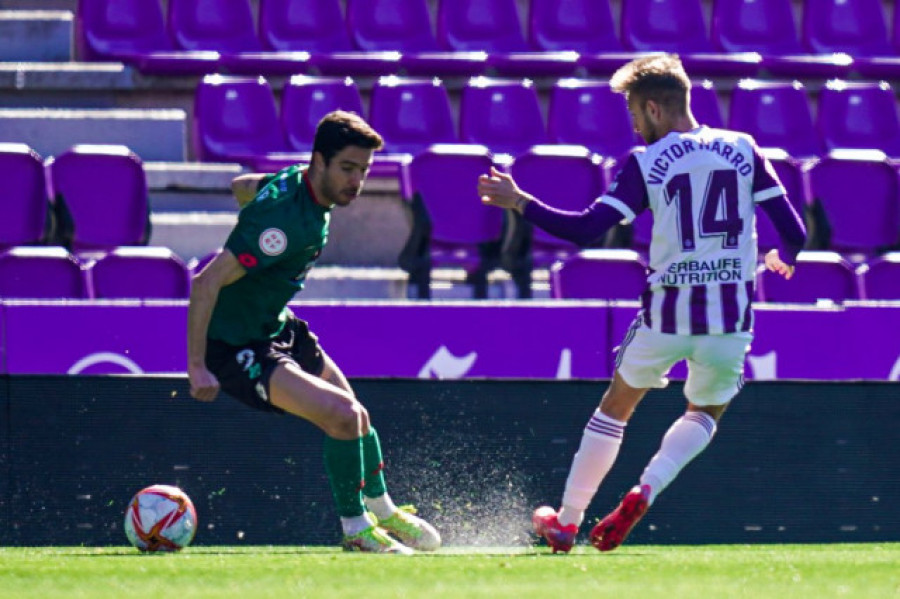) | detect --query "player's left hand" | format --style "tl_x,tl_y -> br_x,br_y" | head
764,248 -> 795,280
